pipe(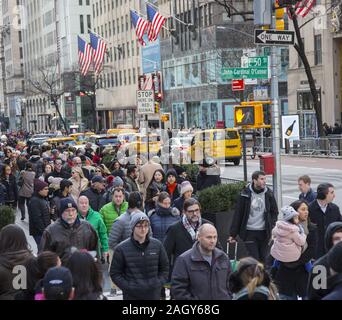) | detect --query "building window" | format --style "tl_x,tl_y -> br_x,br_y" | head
117,19 -> 120,33
114,48 -> 117,61
80,15 -> 84,34
87,15 -> 91,31
119,71 -> 122,86
298,38 -> 304,68
105,23 -> 107,38
131,40 -> 134,56
122,43 -> 125,59
115,72 -> 118,86
86,0 -> 90,5
79,0 -> 82,5
128,69 -> 131,84
314,34 -> 322,65
127,41 -> 129,57
121,17 -> 124,33
124,70 -> 127,85
18,31 -> 22,43
109,22 -> 111,37
107,74 -> 110,87
111,72 -> 114,87
126,14 -> 128,31
113,20 -> 115,34
93,4 -> 95,18
100,0 -> 102,15
96,3 -> 99,16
